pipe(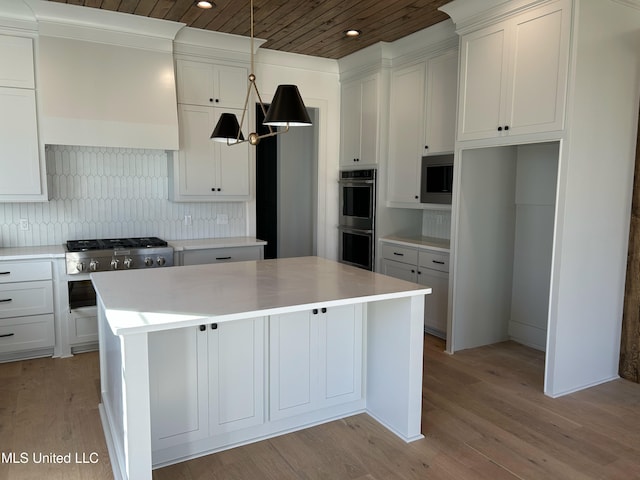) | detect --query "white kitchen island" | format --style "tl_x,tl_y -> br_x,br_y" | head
92,256 -> 430,480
